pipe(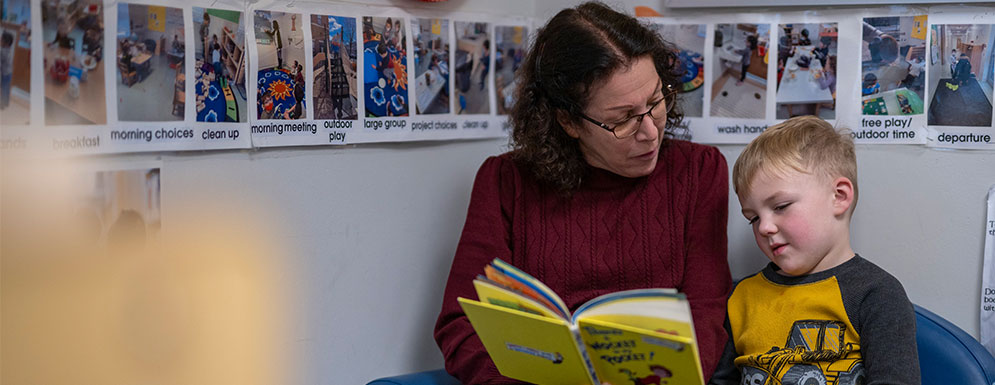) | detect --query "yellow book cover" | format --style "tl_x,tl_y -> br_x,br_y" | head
458,298 -> 597,385
457,258 -> 703,385
579,318 -> 703,385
